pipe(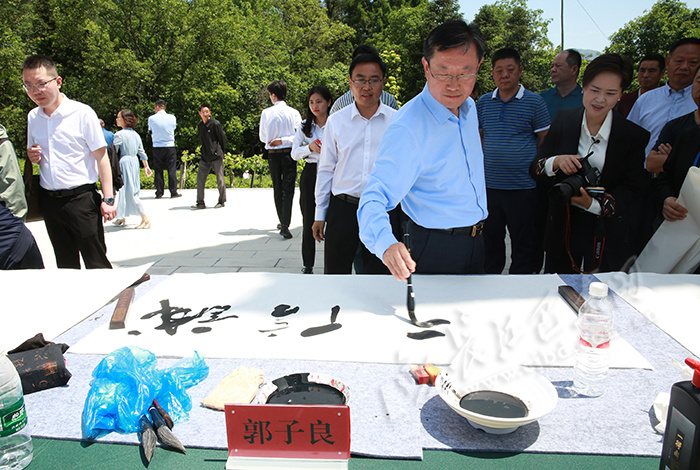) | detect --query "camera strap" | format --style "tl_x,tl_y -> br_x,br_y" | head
564,205 -> 605,274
